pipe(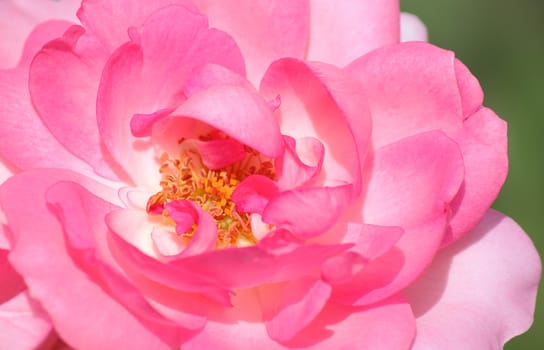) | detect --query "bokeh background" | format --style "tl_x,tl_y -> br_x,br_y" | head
401,0 -> 543,348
